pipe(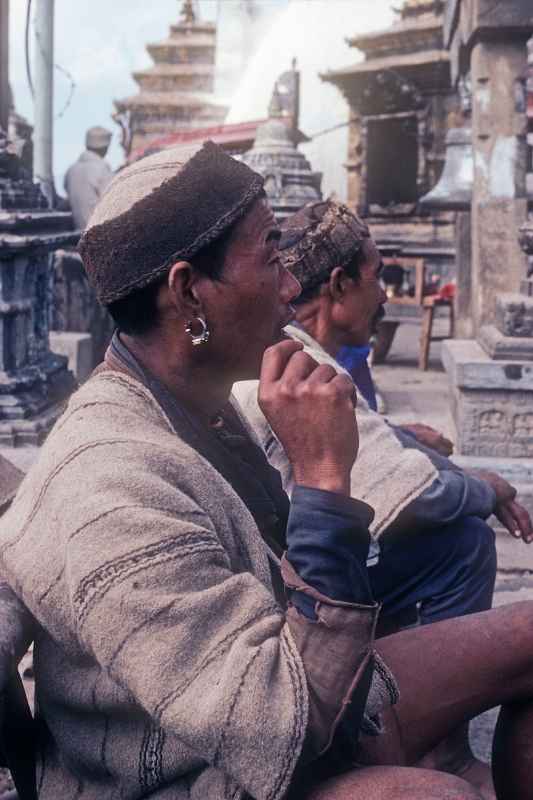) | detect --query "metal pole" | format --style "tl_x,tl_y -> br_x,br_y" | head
33,0 -> 54,207
0,0 -> 9,133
